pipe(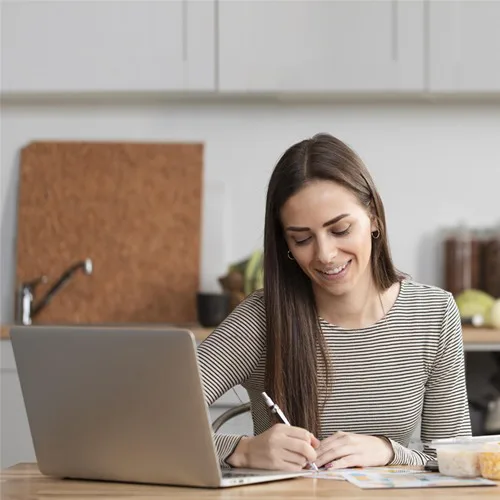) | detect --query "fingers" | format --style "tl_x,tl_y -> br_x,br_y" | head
267,424 -> 318,465
332,430 -> 347,438
316,433 -> 356,468
262,454 -> 305,473
278,460 -> 307,472
328,455 -> 362,470
283,437 -> 318,464
316,438 -> 347,459
280,449 -> 309,468
316,433 -> 350,459
320,431 -> 347,448
283,425 -> 316,444
310,435 -> 320,449
279,425 -> 319,457
317,431 -> 348,450
315,444 -> 354,467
